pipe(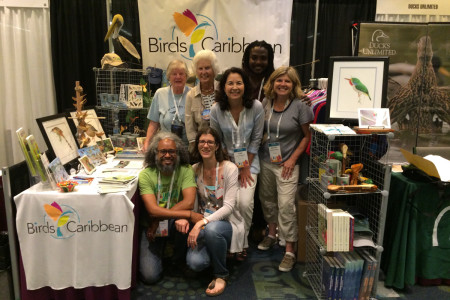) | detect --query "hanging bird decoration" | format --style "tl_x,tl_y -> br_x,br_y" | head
173,9 -> 210,58
104,14 -> 141,66
345,77 -> 371,103
388,36 -> 450,133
